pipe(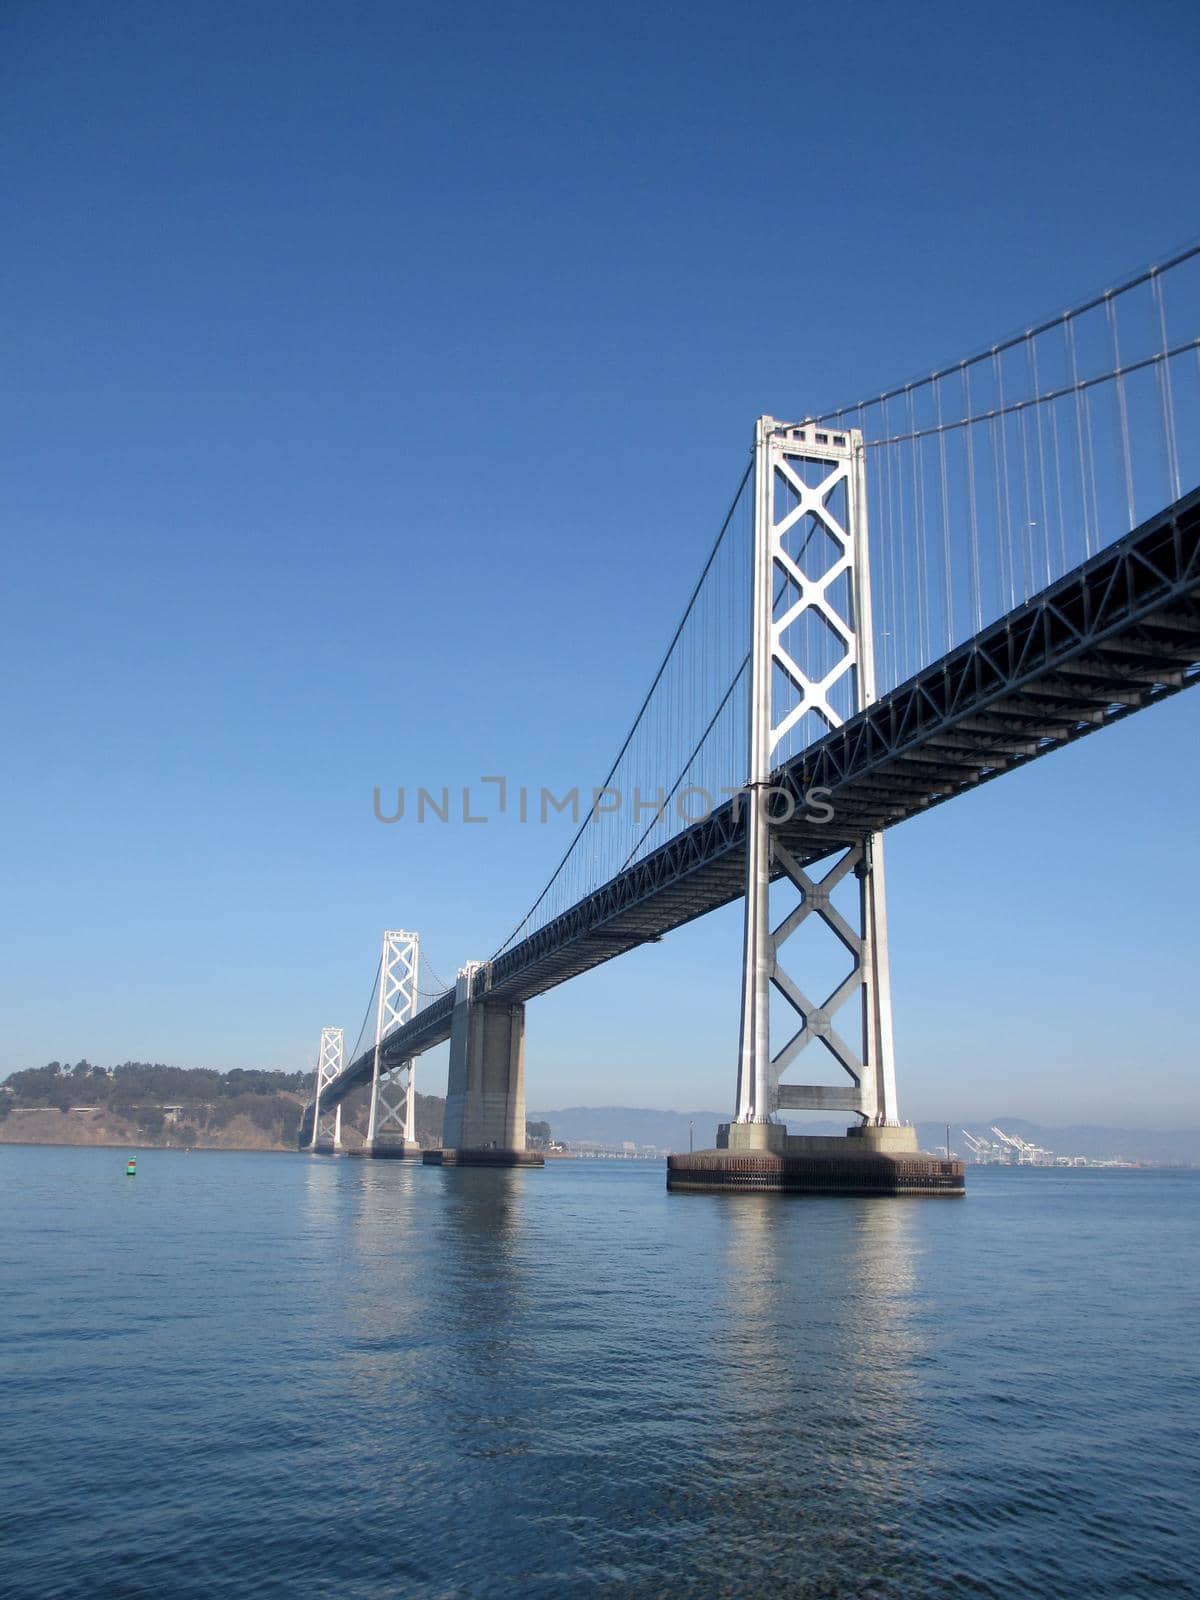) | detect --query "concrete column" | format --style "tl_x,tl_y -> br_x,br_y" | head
442,984 -> 527,1154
